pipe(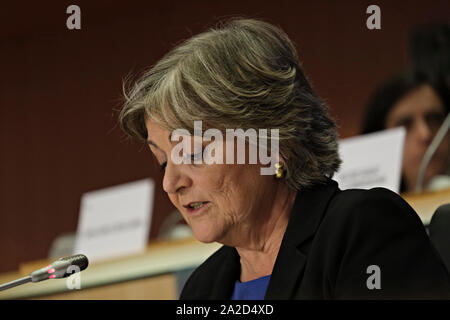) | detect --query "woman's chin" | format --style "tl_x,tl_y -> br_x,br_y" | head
192,228 -> 214,243
191,226 -> 220,244
193,233 -> 216,243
